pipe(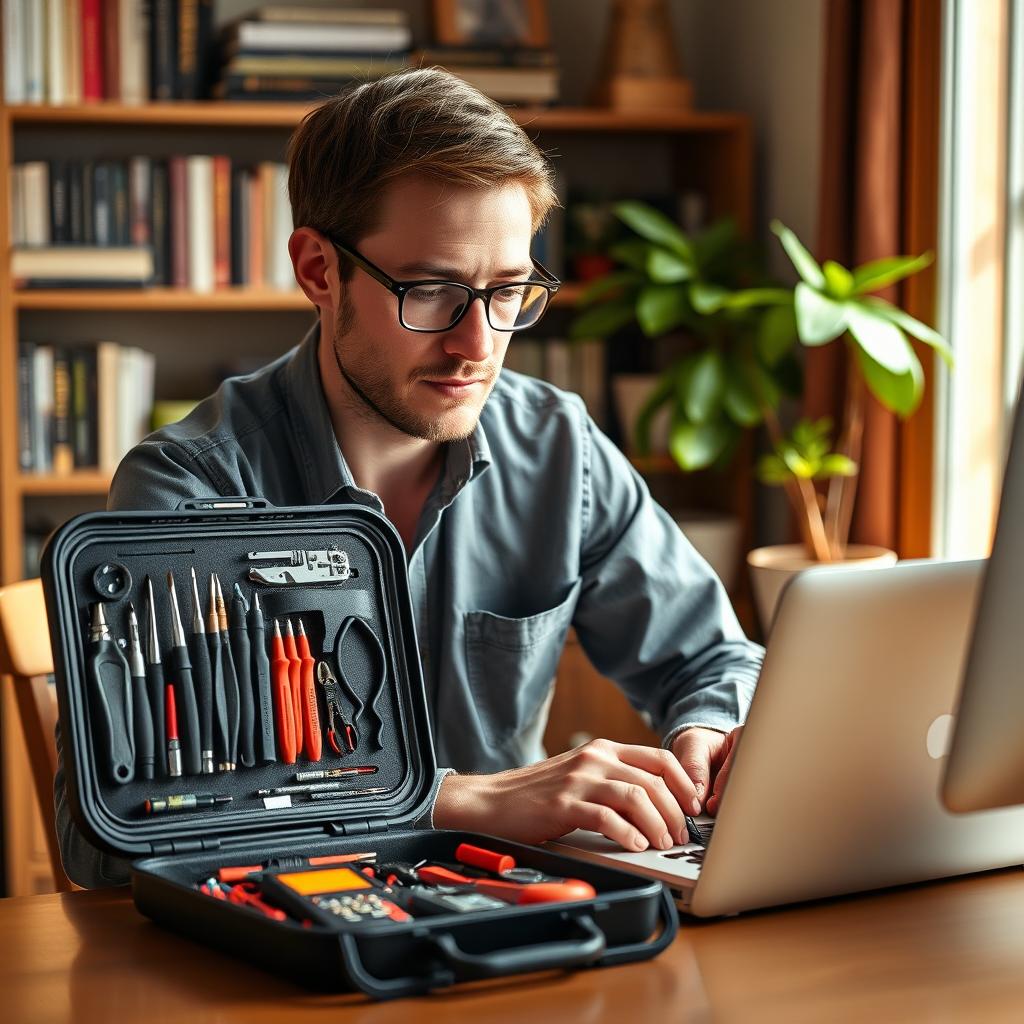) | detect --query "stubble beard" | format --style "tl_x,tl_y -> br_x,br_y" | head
331,306 -> 495,443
